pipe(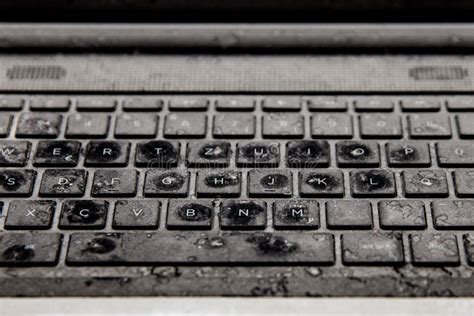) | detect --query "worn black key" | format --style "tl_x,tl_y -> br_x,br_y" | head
167,199 -> 214,230
286,140 -> 330,168
354,97 -> 394,112
0,170 -> 36,197
76,96 -> 117,111
299,170 -> 344,197
262,113 -> 304,138
0,95 -> 23,110
66,113 -> 110,138
453,170 -> 474,197
67,232 -> 335,265
30,96 -> 70,111
350,170 -> 396,197
92,170 -> 138,197
164,113 -> 207,138
401,98 -> 441,112
122,96 -> 163,111
463,234 -> 474,266
408,114 -> 451,139
378,200 -> 426,230
342,232 -> 404,266
326,201 -> 373,229
196,171 -> 241,198
85,141 -> 130,167
402,170 -> 448,197
306,97 -> 347,112
448,97 -> 474,111
410,233 -> 459,266
34,141 -> 80,167
262,97 -> 301,111
186,141 -> 231,167
113,200 -> 160,229
0,233 -> 62,266
432,200 -> 474,229
0,141 -> 31,167
386,141 -> 431,167
114,114 -> 158,138
220,200 -> 267,230
336,141 -> 380,167
135,140 -> 180,168
311,114 -> 353,138
39,169 -> 87,197
213,113 -> 255,138
215,97 -> 255,111
0,114 -> 12,137
16,113 -> 62,138
59,200 -> 109,229
248,170 -> 292,197
457,114 -> 474,138
5,201 -> 55,230
273,200 -> 319,230
236,141 -> 279,167
359,114 -> 402,139
169,97 -> 209,111
436,142 -> 474,166
144,170 -> 190,197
